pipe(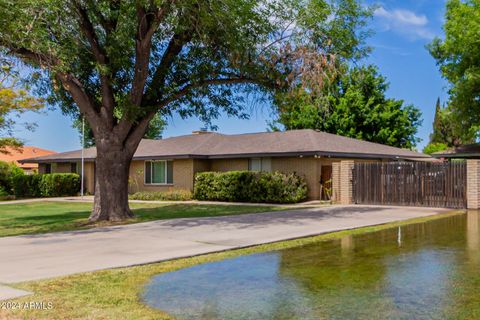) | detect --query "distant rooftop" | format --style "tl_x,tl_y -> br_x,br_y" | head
1,146 -> 57,169
20,129 -> 430,163
432,144 -> 480,159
